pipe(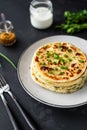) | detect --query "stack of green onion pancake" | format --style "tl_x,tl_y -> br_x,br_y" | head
31,42 -> 87,93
